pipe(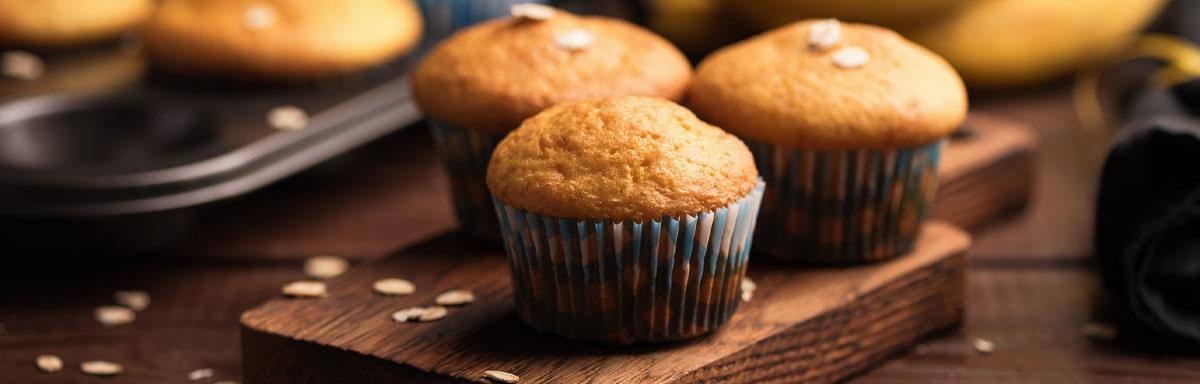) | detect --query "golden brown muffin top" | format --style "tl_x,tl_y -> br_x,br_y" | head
689,19 -> 967,150
487,96 -> 759,221
0,0 -> 153,48
143,0 -> 422,80
412,10 -> 692,134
